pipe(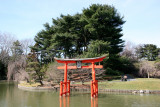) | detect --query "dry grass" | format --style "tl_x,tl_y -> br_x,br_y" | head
18,82 -> 41,87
